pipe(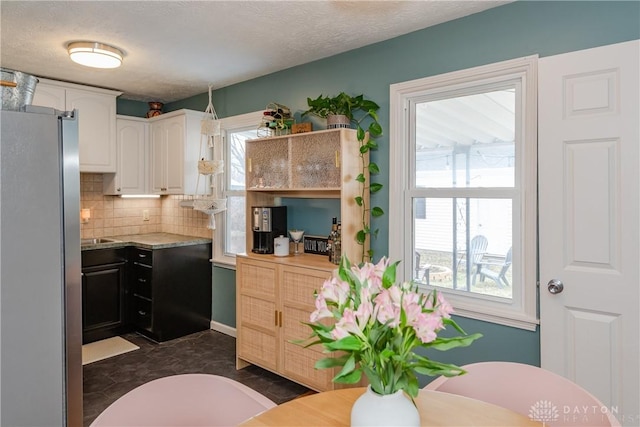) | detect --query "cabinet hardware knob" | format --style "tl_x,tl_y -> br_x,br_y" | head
278,311 -> 283,327
248,158 -> 252,173
138,310 -> 146,316
138,254 -> 147,258
138,278 -> 147,283
161,187 -> 167,191
117,188 -> 121,192
274,310 -> 278,327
